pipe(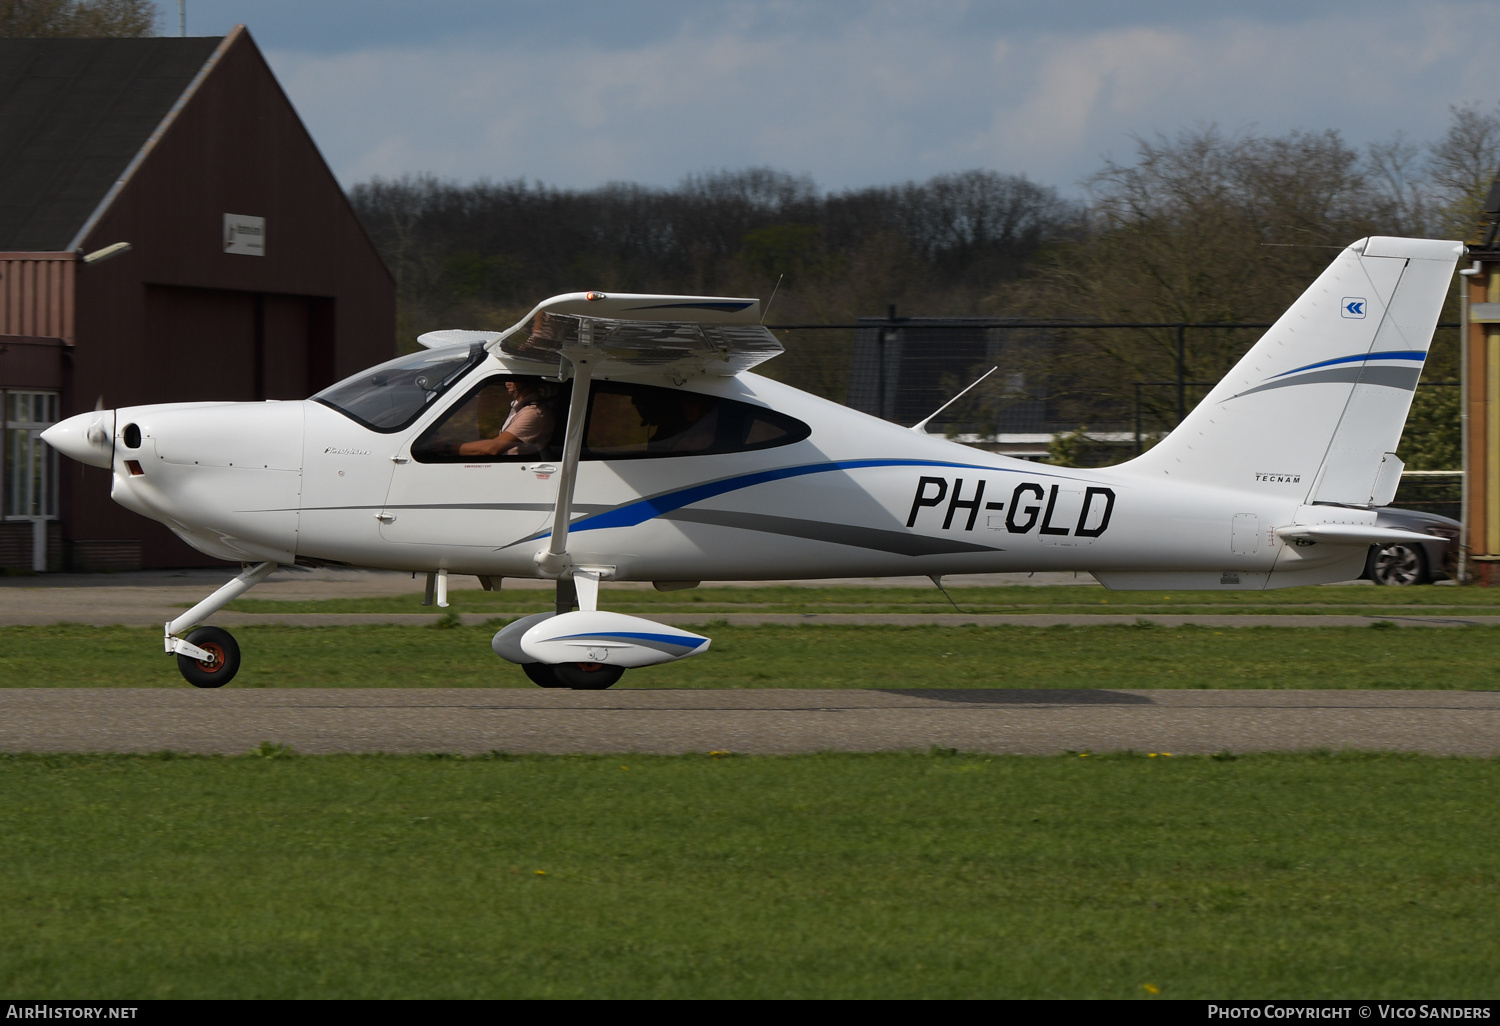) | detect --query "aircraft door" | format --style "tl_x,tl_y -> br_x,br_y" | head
379,375 -> 563,552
